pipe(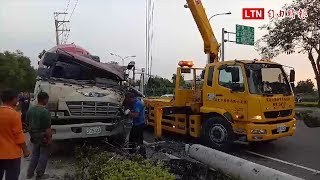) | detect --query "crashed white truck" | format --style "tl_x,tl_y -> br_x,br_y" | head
31,47 -> 133,141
